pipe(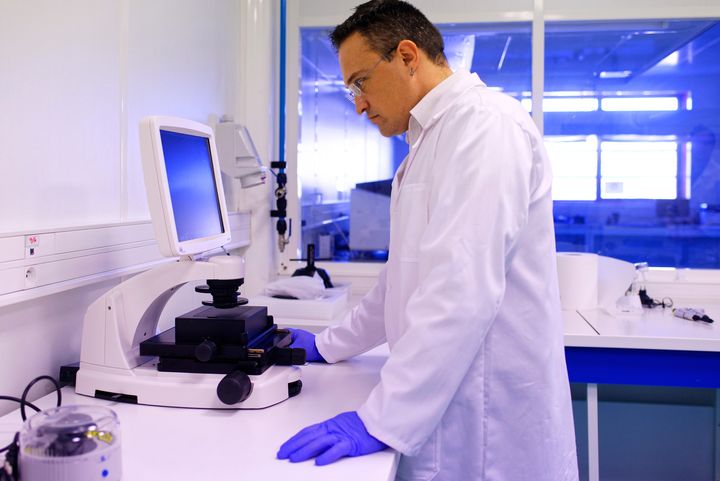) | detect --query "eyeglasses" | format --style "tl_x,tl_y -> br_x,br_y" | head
344,46 -> 397,103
